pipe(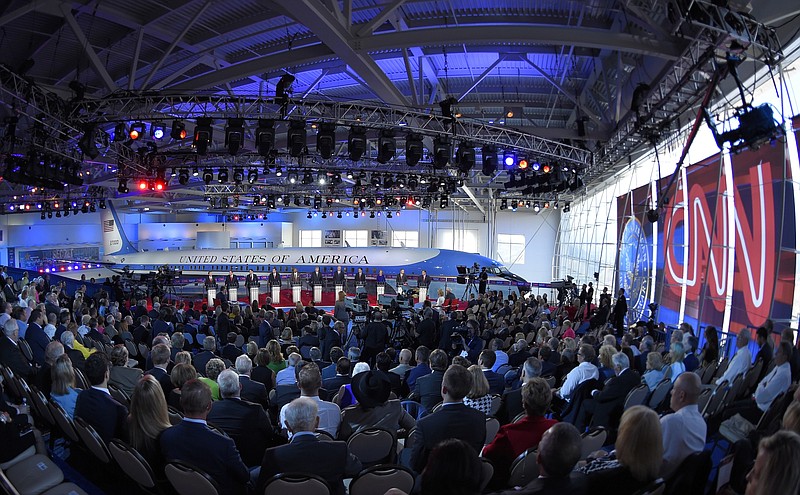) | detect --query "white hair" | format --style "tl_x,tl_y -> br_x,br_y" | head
2,319 -> 17,337
353,362 -> 370,376
217,369 -> 241,398
60,330 -> 75,347
284,397 -> 318,432
287,353 -> 302,367
612,352 -> 630,370
235,354 -> 253,375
